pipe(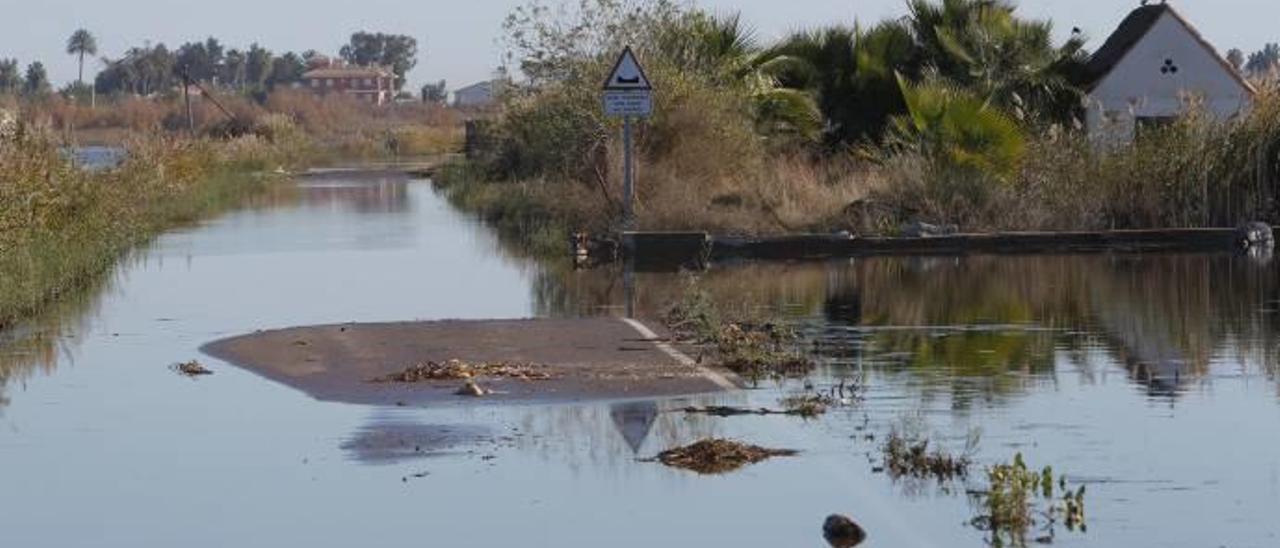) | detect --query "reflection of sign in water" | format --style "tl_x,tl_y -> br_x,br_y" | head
610,401 -> 659,454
